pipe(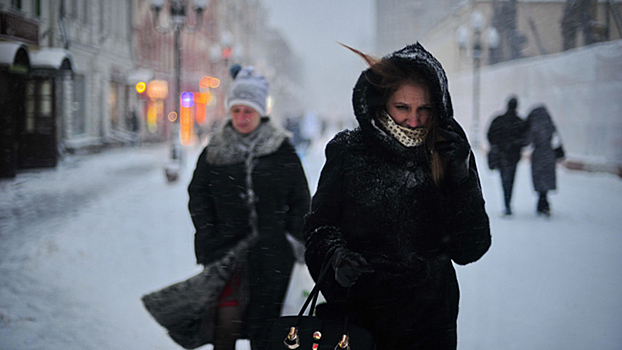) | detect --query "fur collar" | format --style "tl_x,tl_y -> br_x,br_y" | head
206,118 -> 291,166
